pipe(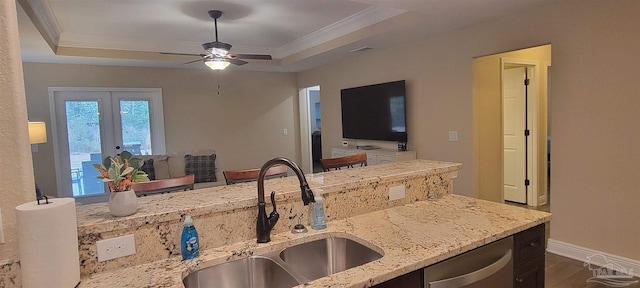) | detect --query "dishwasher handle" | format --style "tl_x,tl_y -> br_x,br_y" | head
427,249 -> 512,288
